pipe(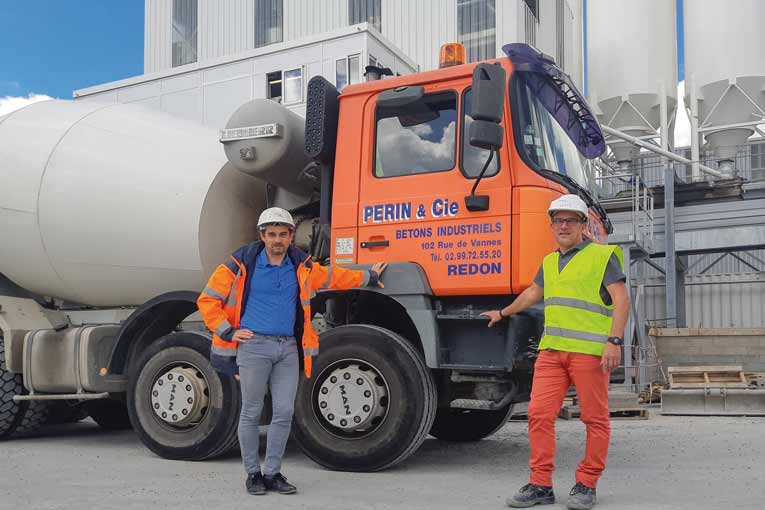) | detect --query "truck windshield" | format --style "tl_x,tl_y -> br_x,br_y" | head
512,76 -> 591,192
